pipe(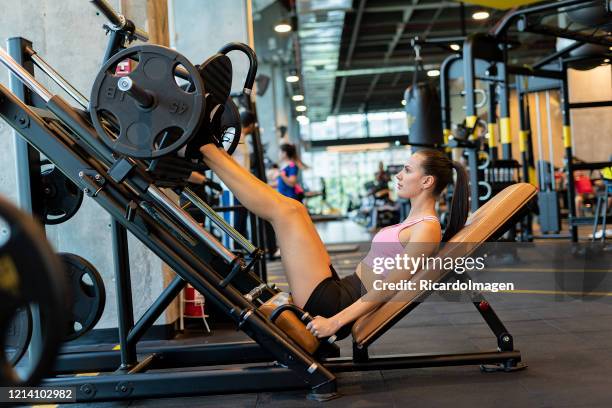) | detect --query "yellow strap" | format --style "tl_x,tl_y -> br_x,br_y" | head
443,129 -> 452,153
465,116 -> 477,128
563,126 -> 572,148
529,166 -> 537,187
465,116 -> 478,141
518,130 -> 529,153
500,117 -> 511,144
443,128 -> 451,144
113,344 -> 121,351
487,123 -> 497,147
